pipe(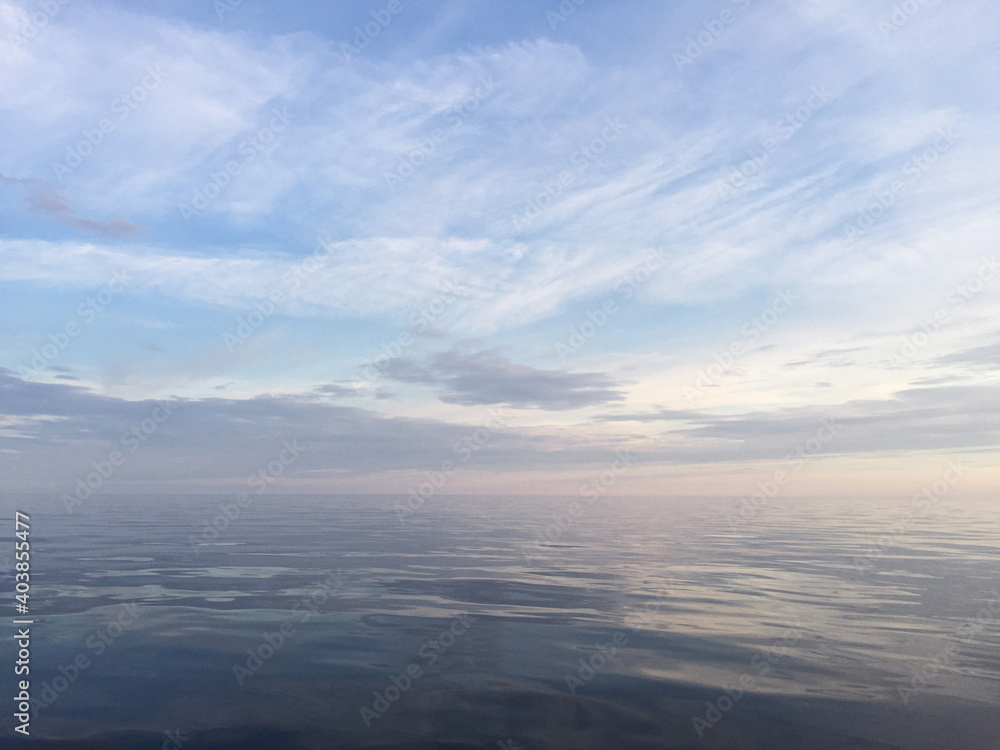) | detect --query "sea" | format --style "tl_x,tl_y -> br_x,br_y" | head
0,493 -> 997,749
